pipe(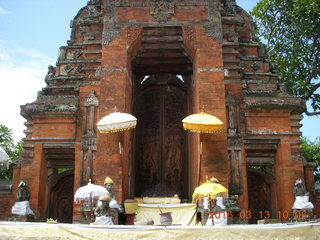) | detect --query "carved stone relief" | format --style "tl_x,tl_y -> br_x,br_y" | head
202,0 -> 223,43
73,50 -> 83,59
80,26 -> 95,43
150,0 -> 175,23
84,90 -> 99,107
81,90 -> 99,183
251,62 -> 260,72
102,2 -> 121,46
